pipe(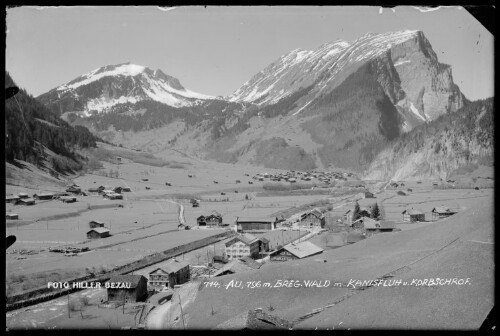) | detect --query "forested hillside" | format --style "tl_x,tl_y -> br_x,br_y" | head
5,72 -> 99,172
